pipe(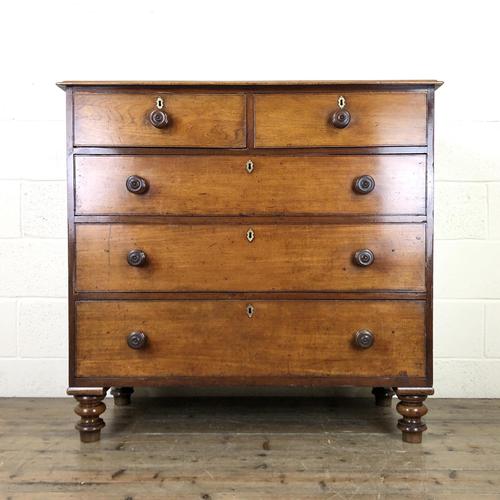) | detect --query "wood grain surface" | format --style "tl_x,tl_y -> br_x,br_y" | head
58,79 -> 444,88
73,92 -> 246,147
75,223 -> 426,292
75,155 -> 426,216
75,300 -> 426,378
3,397 -> 498,498
254,92 -> 427,147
